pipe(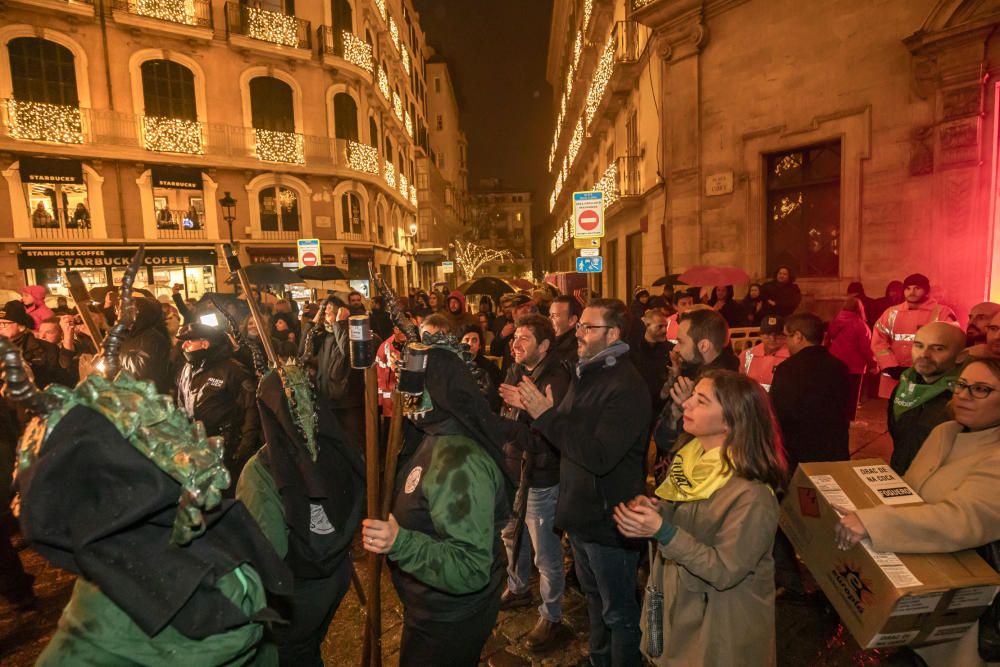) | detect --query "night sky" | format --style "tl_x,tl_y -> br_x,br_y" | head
413,0 -> 554,227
